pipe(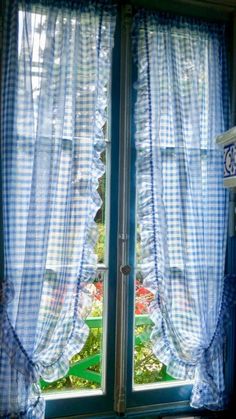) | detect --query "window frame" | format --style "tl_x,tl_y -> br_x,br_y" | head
1,1 -> 236,418
42,7 -> 122,418
121,1 -> 236,417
